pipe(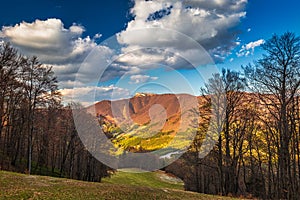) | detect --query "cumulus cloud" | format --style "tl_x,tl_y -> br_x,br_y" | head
117,0 -> 247,64
0,19 -> 117,90
117,48 -> 167,66
60,85 -> 130,106
237,39 -> 265,57
1,18 -> 96,64
0,18 -> 131,104
129,75 -> 158,84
